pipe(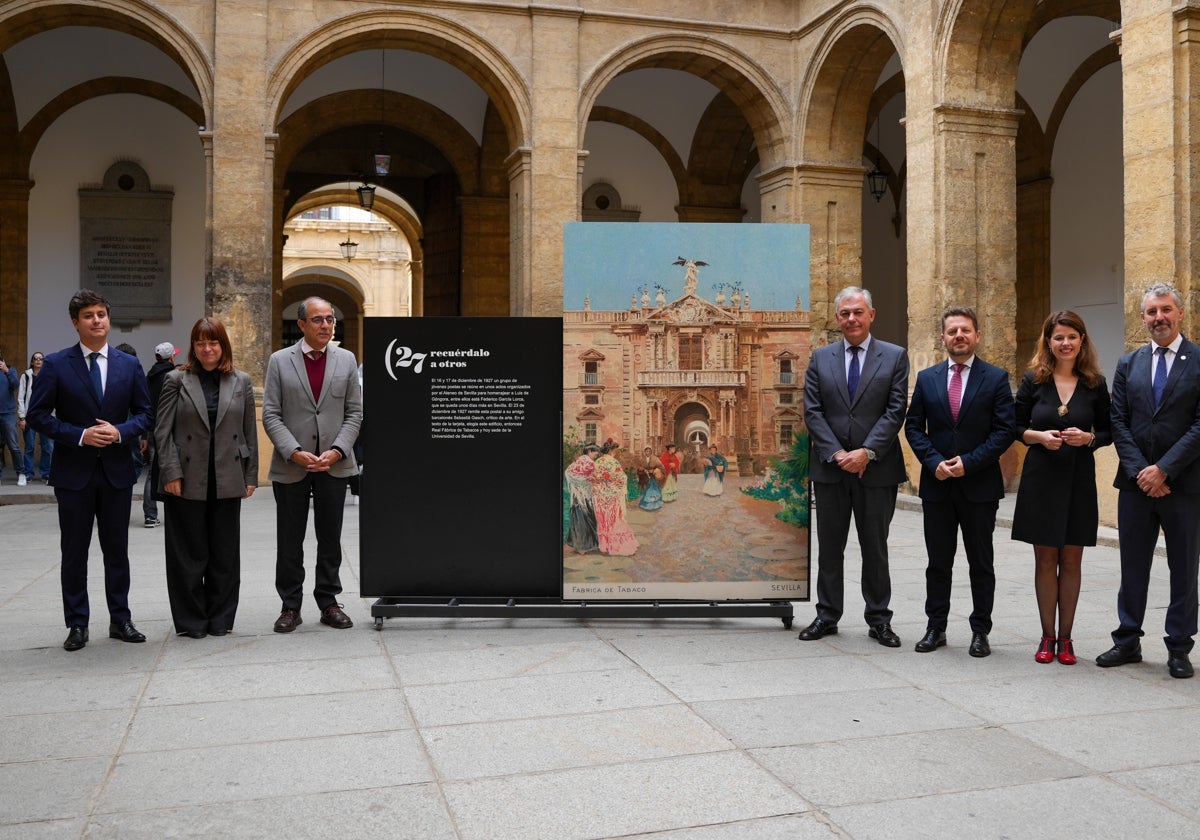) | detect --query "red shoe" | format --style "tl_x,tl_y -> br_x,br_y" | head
1057,638 -> 1076,665
1035,636 -> 1056,663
